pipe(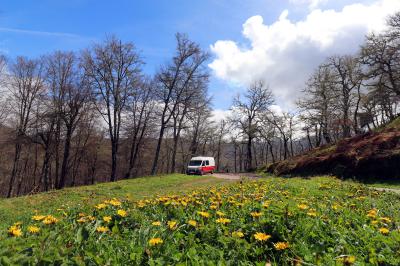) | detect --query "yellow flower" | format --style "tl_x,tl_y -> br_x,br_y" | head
117,209 -> 127,217
148,237 -> 163,246
338,255 -> 356,265
77,217 -> 87,223
274,242 -> 289,250
188,220 -> 197,227
262,201 -> 271,208
250,211 -> 263,218
8,226 -> 22,237
232,231 -> 244,238
95,203 -> 107,210
297,204 -> 309,210
210,205 -> 218,210
367,209 -> 377,218
43,215 -> 58,225
78,213 -> 86,217
167,220 -> 177,230
152,221 -> 161,226
28,226 -> 40,234
109,198 -> 122,206
103,216 -> 112,223
379,227 -> 389,235
96,226 -> 109,233
307,209 -> 317,217
32,215 -> 46,221
197,211 -> 210,218
379,217 -> 392,223
216,211 -> 225,217
216,218 -> 231,224
254,232 -> 271,241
